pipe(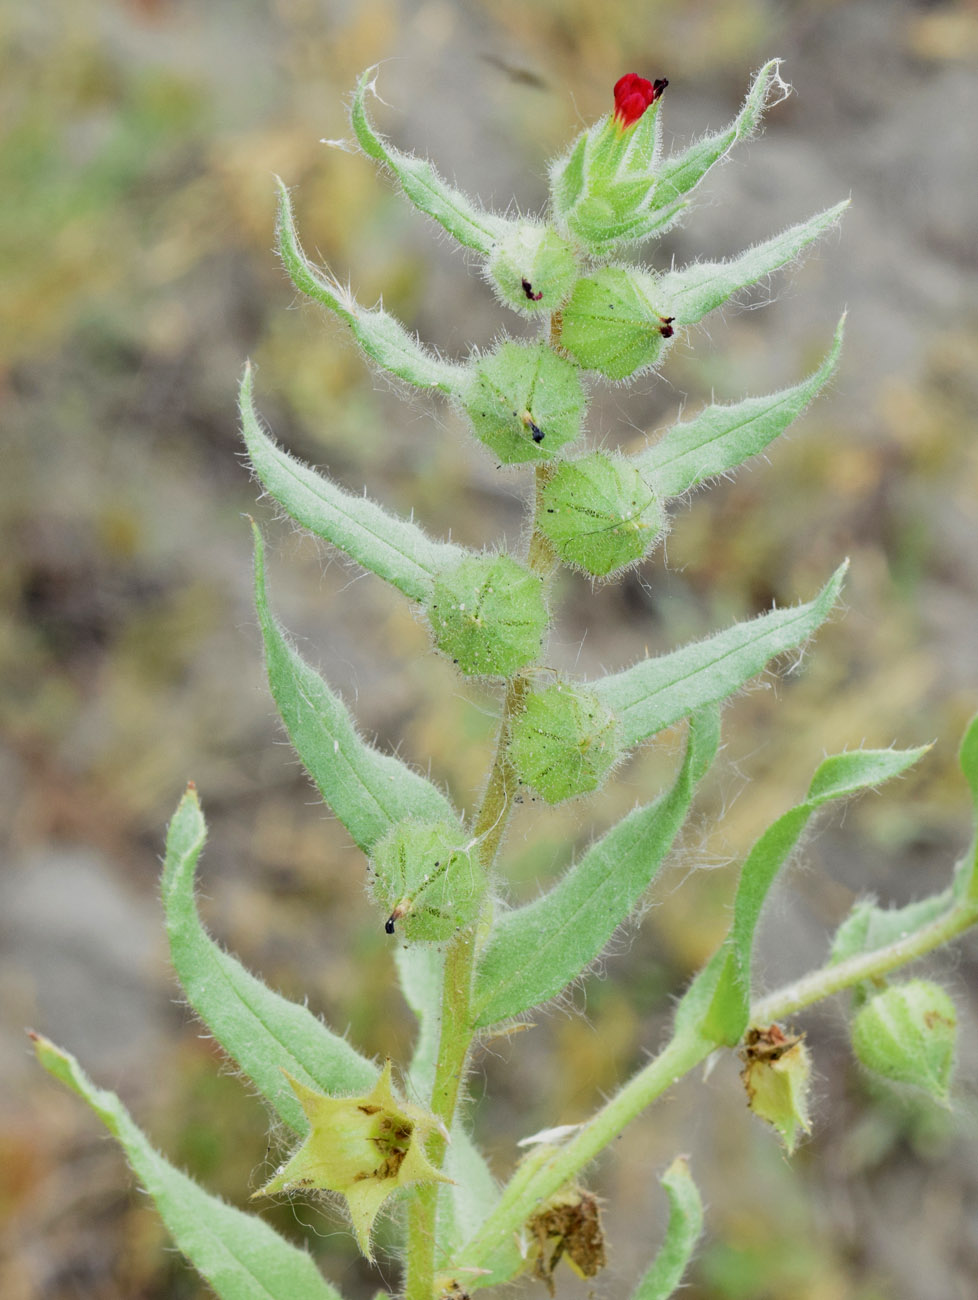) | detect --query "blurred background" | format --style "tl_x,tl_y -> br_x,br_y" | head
2,0 -> 978,1296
